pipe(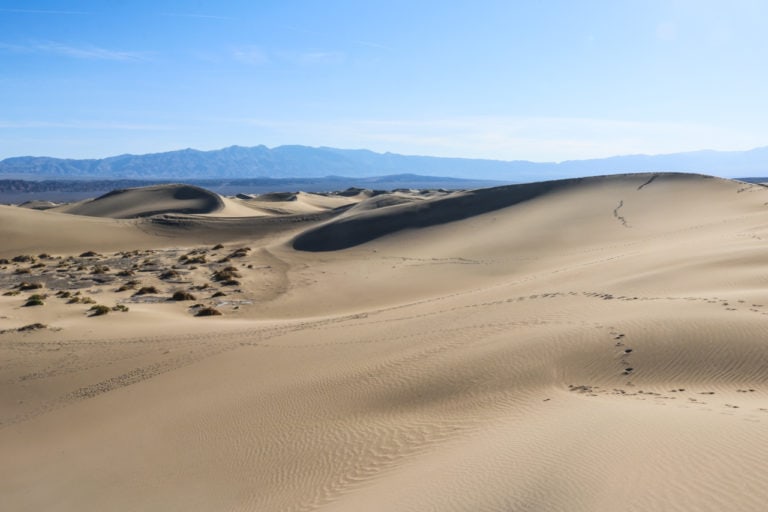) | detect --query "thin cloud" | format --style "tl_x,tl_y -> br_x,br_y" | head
356,40 -> 391,50
159,12 -> 234,20
0,41 -> 148,61
0,8 -> 90,15
0,120 -> 177,130
232,46 -> 269,65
